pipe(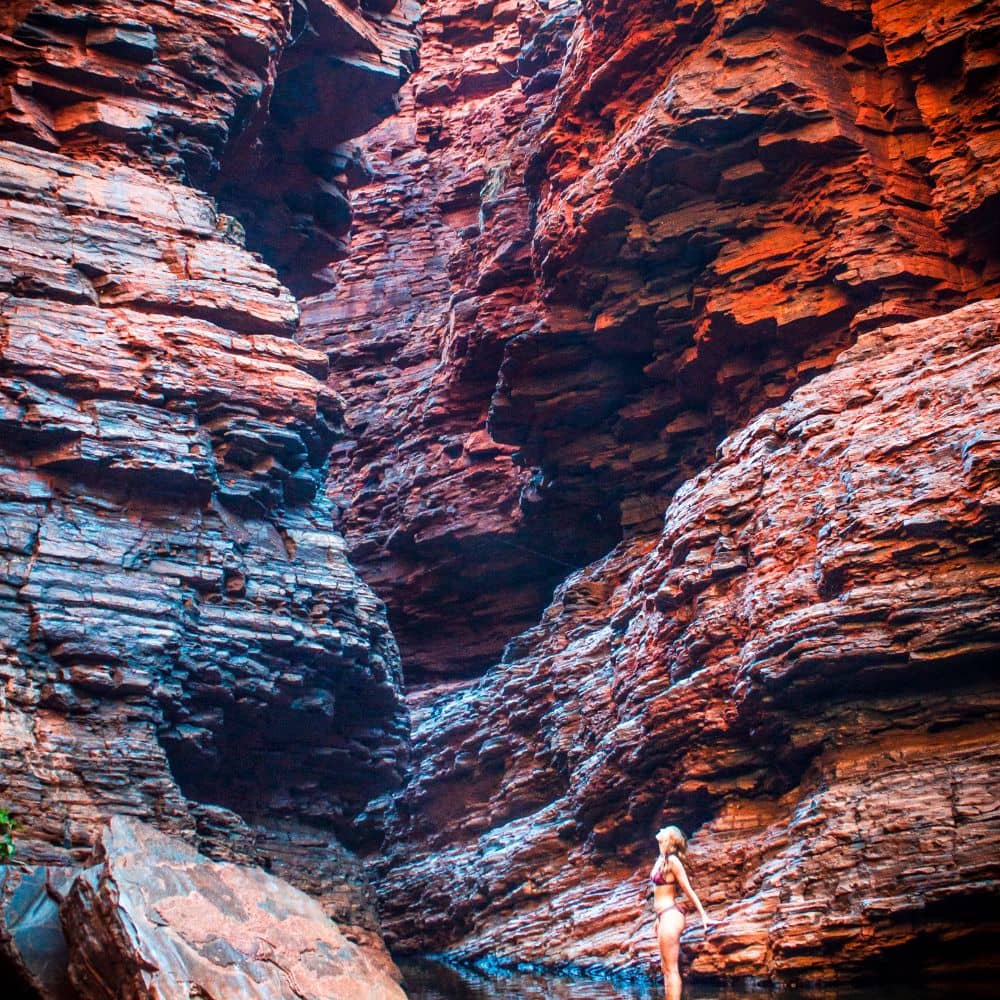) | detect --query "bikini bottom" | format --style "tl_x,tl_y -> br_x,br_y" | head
654,903 -> 682,926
